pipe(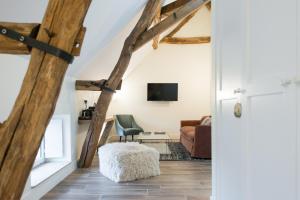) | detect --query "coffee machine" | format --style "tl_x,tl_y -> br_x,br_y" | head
79,100 -> 95,120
